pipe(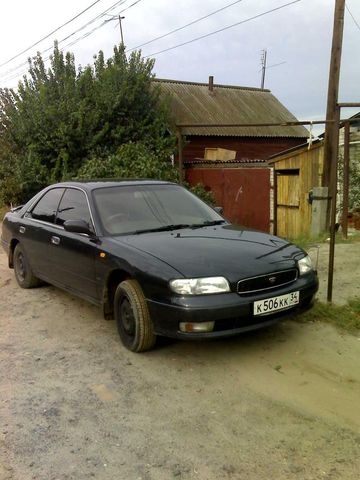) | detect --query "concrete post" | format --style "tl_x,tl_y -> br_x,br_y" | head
311,187 -> 329,237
